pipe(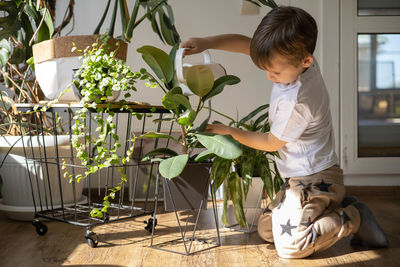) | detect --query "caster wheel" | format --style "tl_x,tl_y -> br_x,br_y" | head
32,220 -> 48,236
86,237 -> 98,248
103,212 -> 110,222
85,231 -> 99,248
144,218 -> 157,233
